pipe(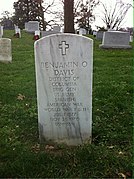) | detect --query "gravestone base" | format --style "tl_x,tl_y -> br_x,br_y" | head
99,44 -> 132,49
39,122 -> 92,146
